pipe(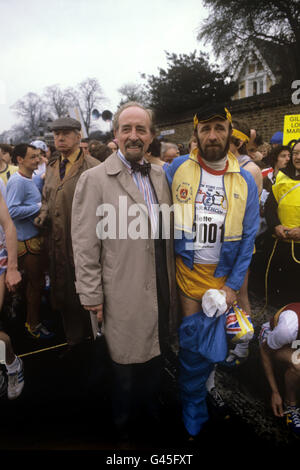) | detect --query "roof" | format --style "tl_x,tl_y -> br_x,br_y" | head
233,38 -> 297,85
